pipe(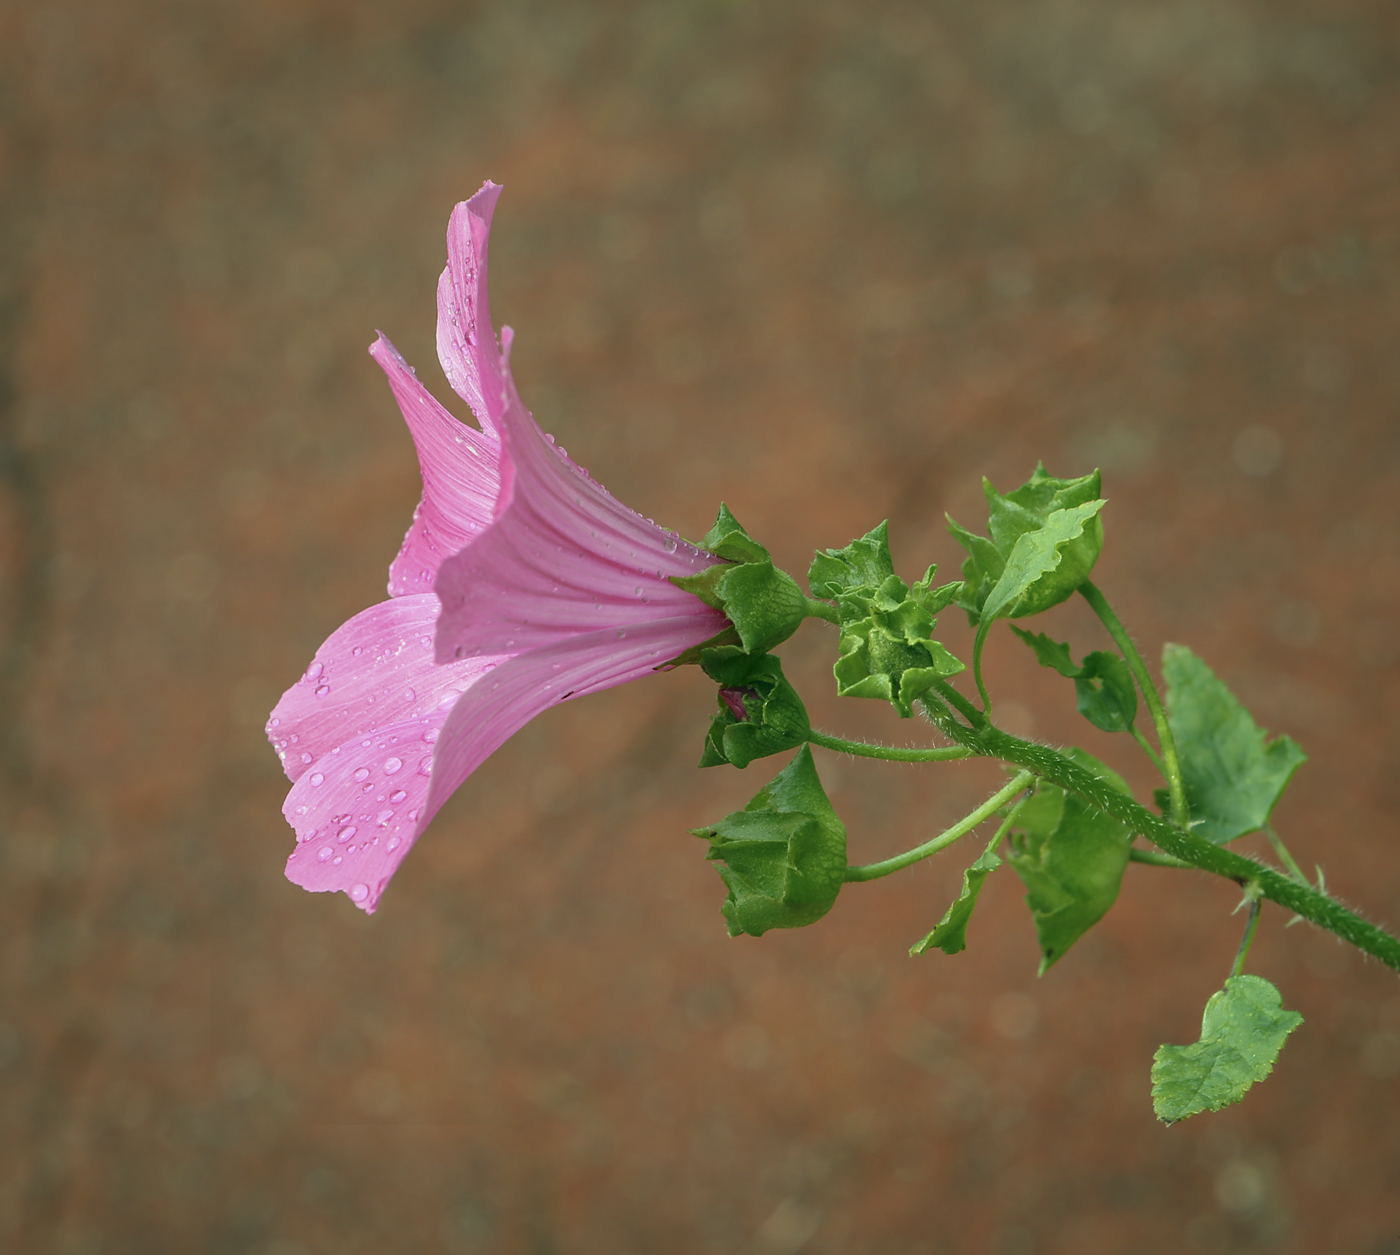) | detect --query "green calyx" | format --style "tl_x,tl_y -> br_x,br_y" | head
810,522 -> 964,718
673,505 -> 811,654
697,646 -> 811,770
692,745 -> 847,938
948,465 -> 1106,623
